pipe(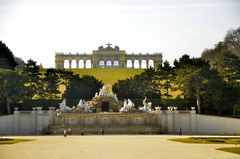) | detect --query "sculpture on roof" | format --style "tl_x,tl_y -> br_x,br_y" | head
97,43 -> 120,51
